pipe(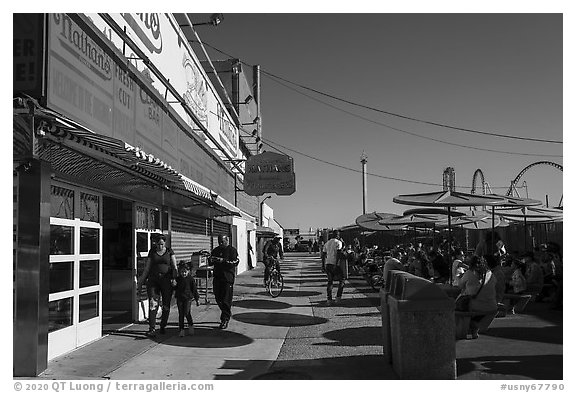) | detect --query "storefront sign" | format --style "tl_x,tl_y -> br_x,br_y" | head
86,13 -> 239,159
244,152 -> 296,196
45,13 -> 237,196
13,14 -> 44,96
47,14 -> 114,136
